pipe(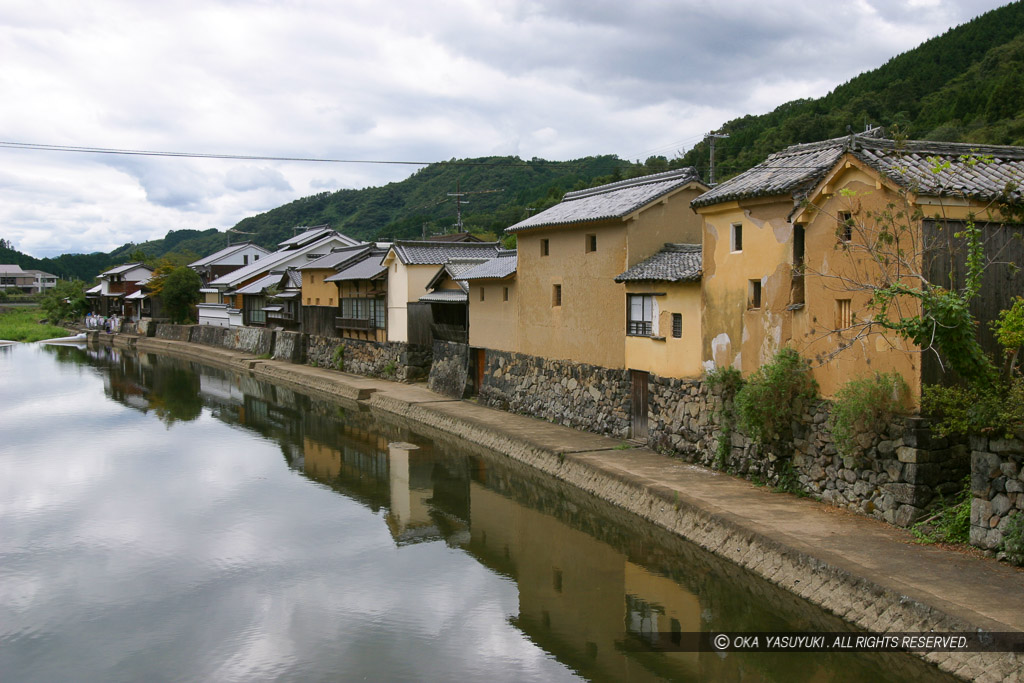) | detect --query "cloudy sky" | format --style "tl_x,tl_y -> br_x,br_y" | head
0,0 -> 1010,258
